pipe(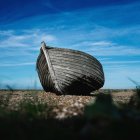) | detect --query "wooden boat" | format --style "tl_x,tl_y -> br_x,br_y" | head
36,42 -> 105,95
